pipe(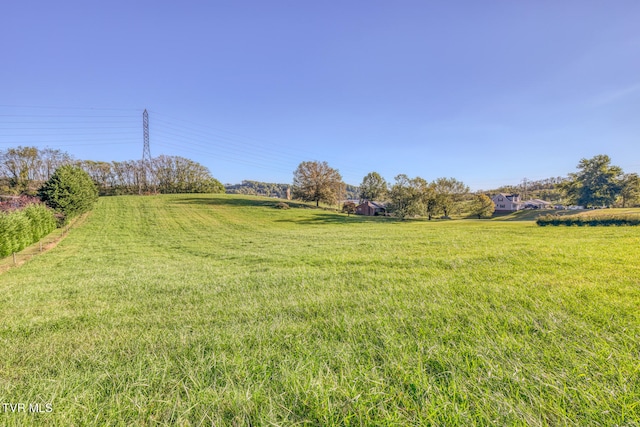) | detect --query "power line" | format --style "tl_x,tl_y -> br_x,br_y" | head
2,132 -> 138,136
153,141 -> 294,174
1,120 -> 137,124
151,117 -> 321,165
149,111 -> 338,162
2,126 -> 138,130
0,105 -> 372,182
0,141 -> 137,146
0,114 -> 136,119
151,129 -> 297,170
149,113 -> 371,179
53,142 -> 137,148
0,104 -> 141,112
